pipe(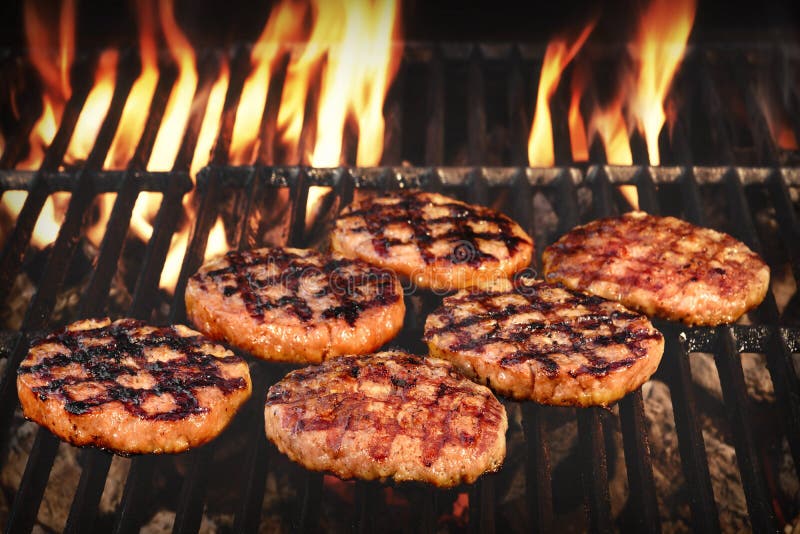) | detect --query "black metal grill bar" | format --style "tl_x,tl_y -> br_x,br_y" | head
167,46 -> 267,534
424,48 -> 444,166
112,455 -> 157,534
1,164 -> 797,533
722,171 -> 800,478
467,50 -> 487,165
4,53 -> 141,533
507,47 -> 529,167
661,324 -> 723,532
521,404 -> 554,532
0,169 -> 196,192
577,409 -> 612,533
0,59 -> 94,303
715,329 -> 776,530
382,55 -> 404,167
0,61 -> 39,170
686,169 -> 787,531
256,54 -> 289,166
232,363 -> 275,533
593,167 -> 662,533
62,63 -> 183,534
107,51 -> 240,534
731,54 -> 781,167
295,473 -> 323,533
